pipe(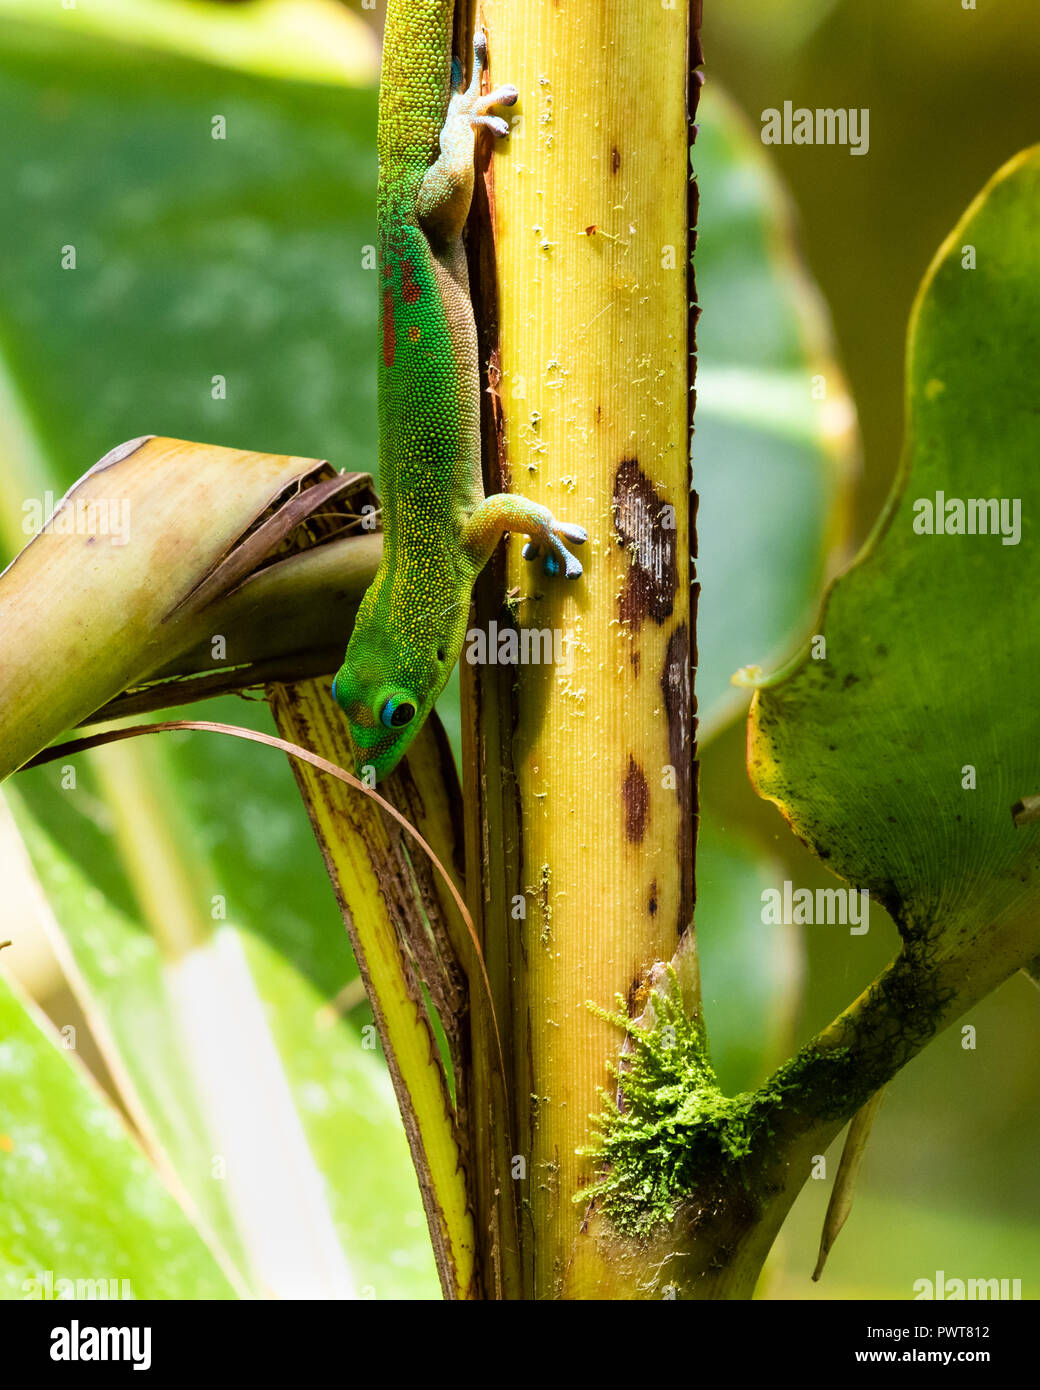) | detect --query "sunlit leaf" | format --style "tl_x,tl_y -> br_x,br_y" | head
6,787 -> 439,1298
0,966 -> 235,1300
